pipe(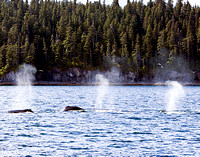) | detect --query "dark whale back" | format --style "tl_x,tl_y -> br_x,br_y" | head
64,106 -> 84,111
8,109 -> 34,113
